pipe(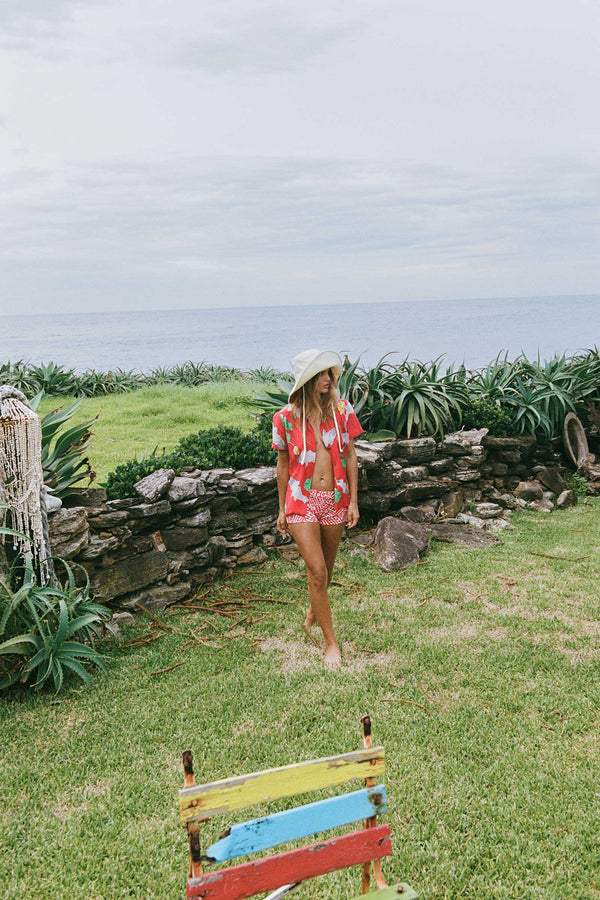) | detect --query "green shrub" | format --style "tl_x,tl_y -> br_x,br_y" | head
460,400 -> 514,436
104,424 -> 275,499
